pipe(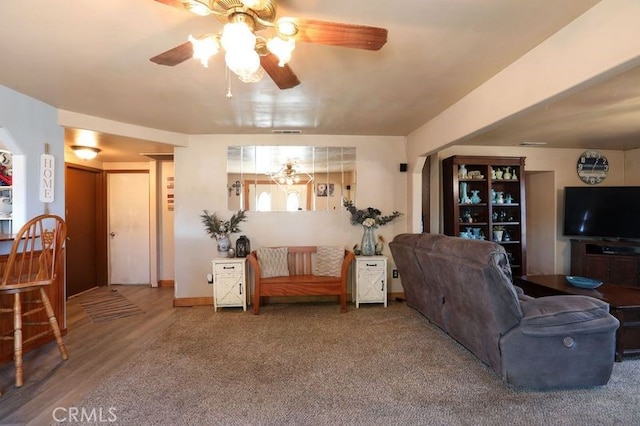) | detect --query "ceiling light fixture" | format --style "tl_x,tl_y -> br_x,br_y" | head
183,0 -> 212,16
71,145 -> 101,161
187,8 -> 296,84
268,161 -> 312,187
240,0 -> 269,9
